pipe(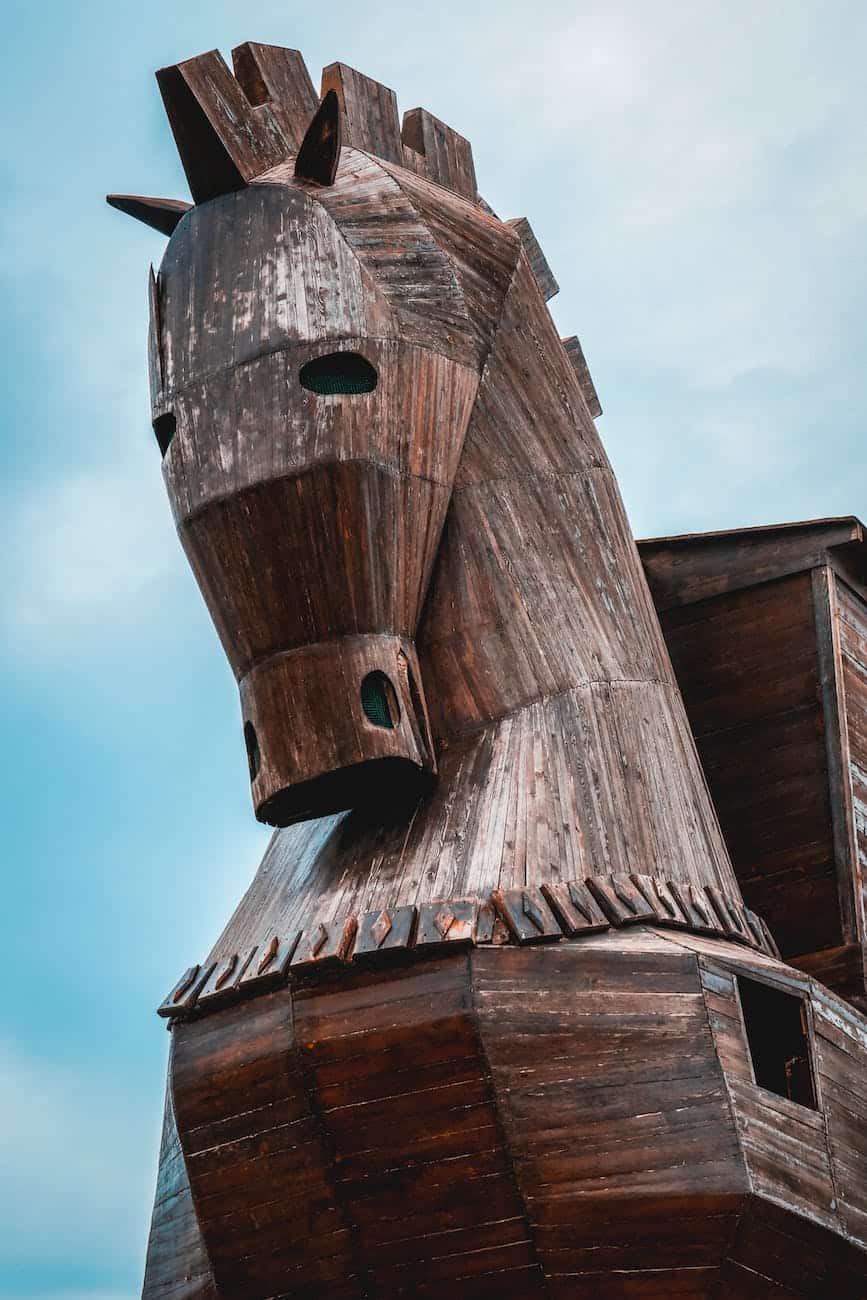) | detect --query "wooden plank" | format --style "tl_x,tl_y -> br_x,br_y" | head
587,875 -> 656,925
638,517 -> 864,611
541,880 -> 610,935
401,107 -> 477,200
294,89 -> 342,186
561,334 -> 602,417
814,567 -> 860,950
107,194 -> 190,235
416,898 -> 477,949
291,917 -> 357,973
492,887 -> 562,943
506,216 -> 559,300
231,42 -> 318,150
353,905 -> 416,962
157,963 -> 213,1018
320,61 -> 402,163
156,50 -> 293,201
236,931 -> 300,994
